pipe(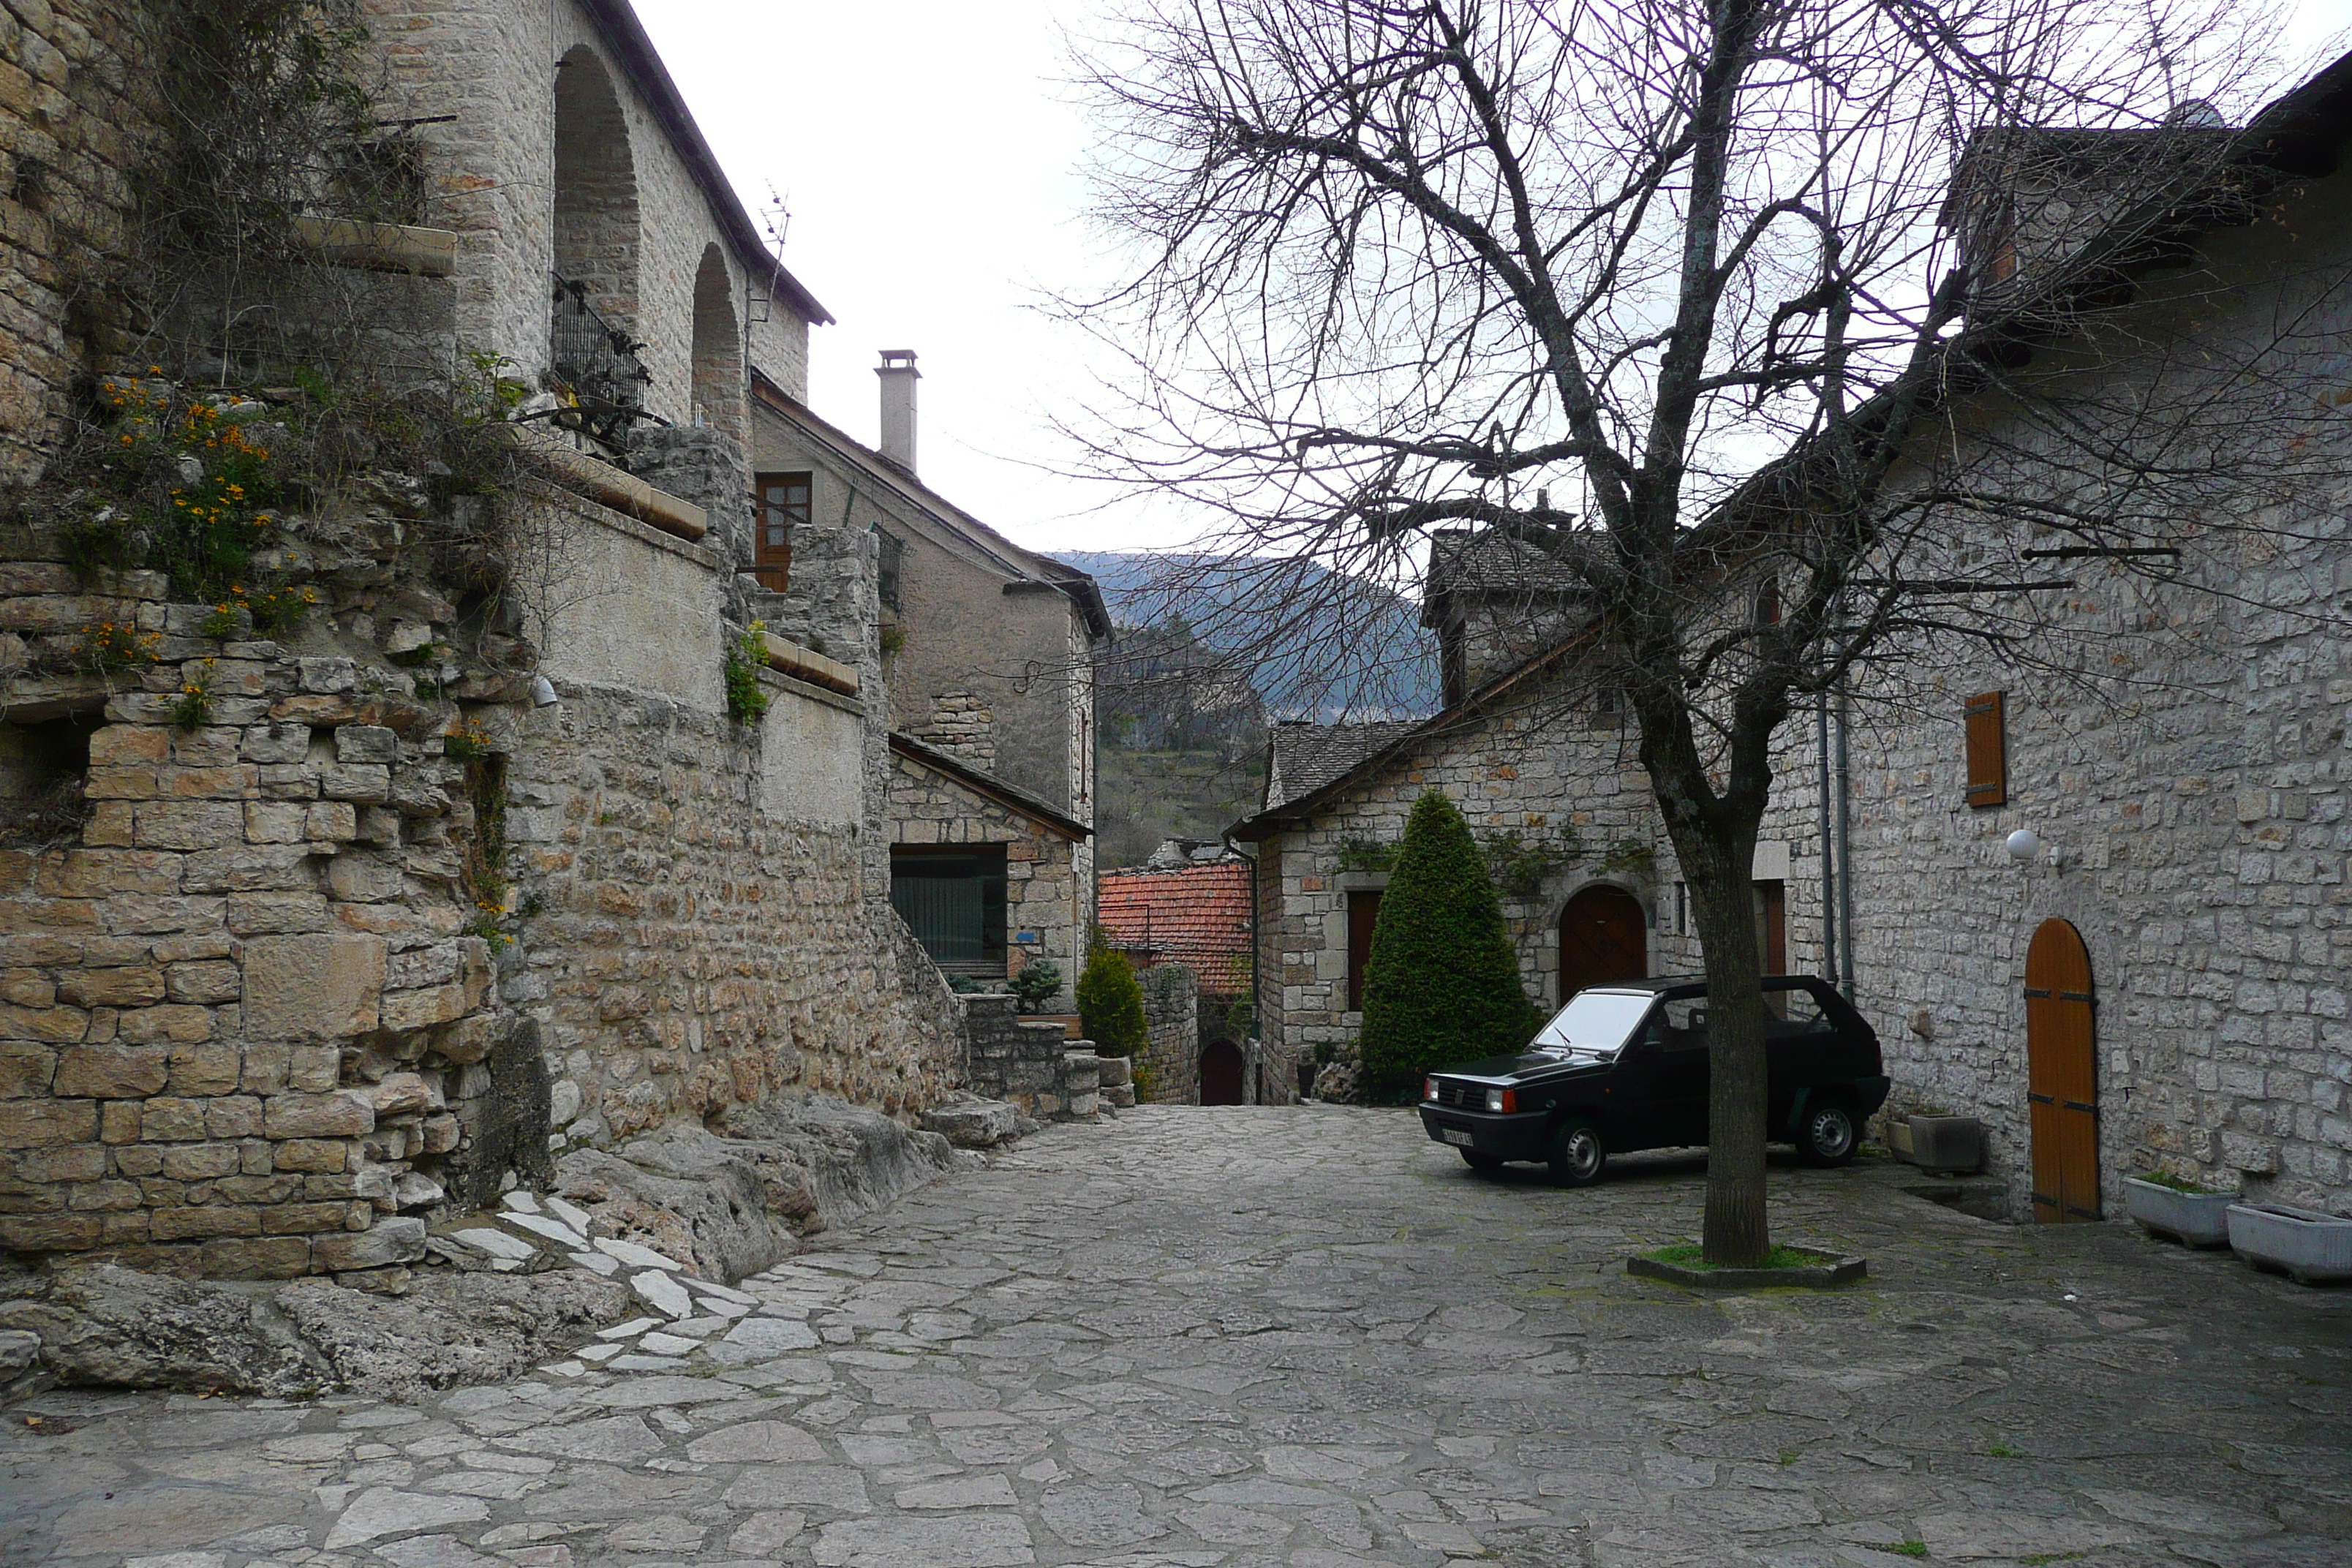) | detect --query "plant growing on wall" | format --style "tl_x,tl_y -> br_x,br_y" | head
1334,837 -> 1397,874
1077,937 -> 1149,1057
1478,824 -> 1587,897
1010,960 -> 1063,1014
170,659 -> 217,730
75,620 -> 159,676
725,622 -> 772,725
1358,791 -> 1541,1102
